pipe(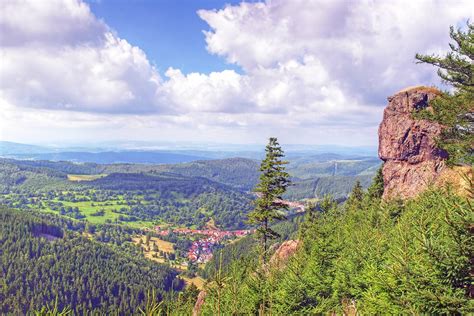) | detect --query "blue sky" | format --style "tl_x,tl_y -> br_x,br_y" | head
86,0 -> 245,74
0,0 -> 472,147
